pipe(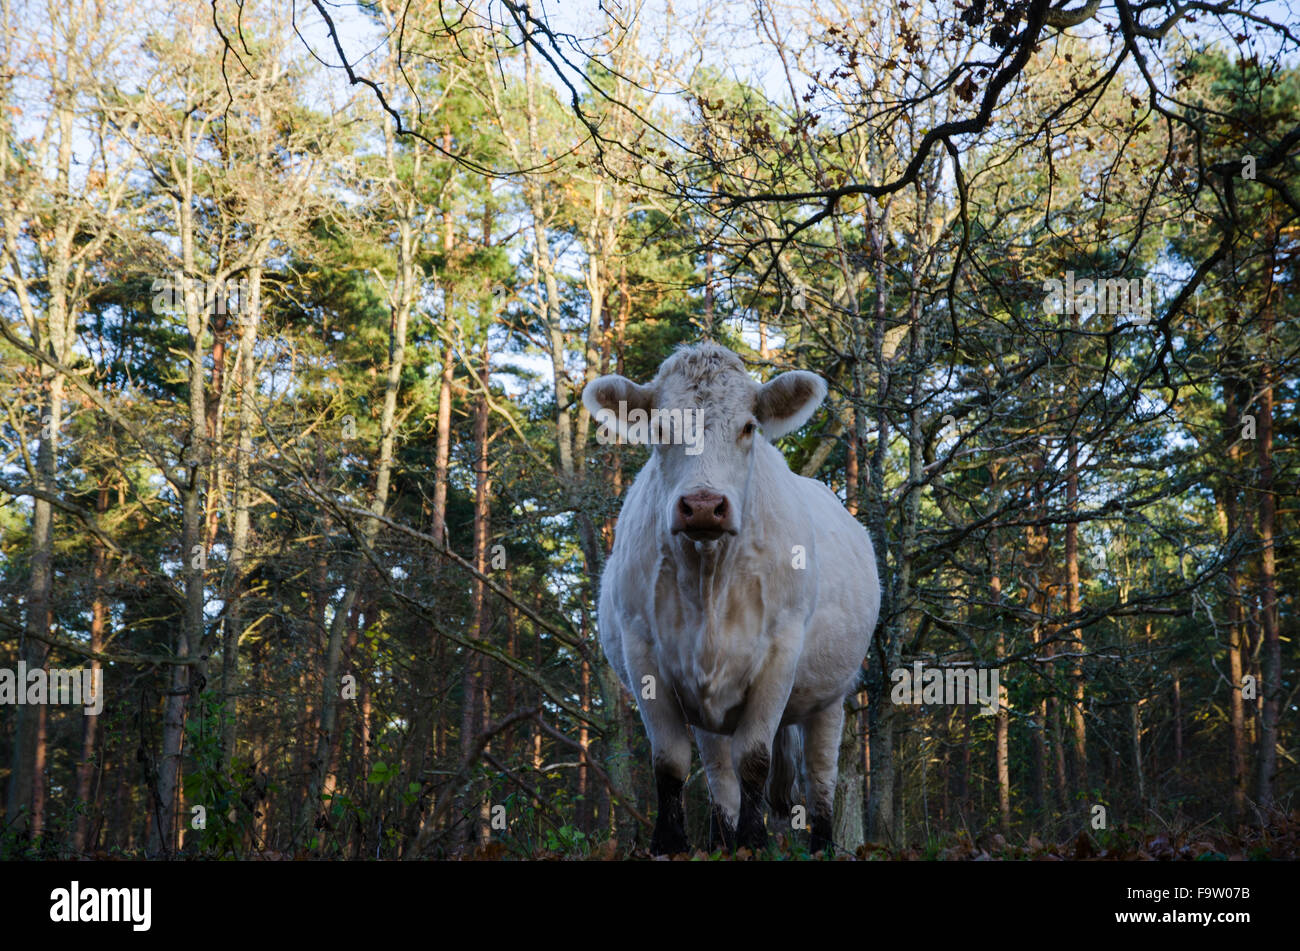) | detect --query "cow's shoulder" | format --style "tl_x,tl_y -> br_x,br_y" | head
765,462 -> 874,567
754,445 -> 842,520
